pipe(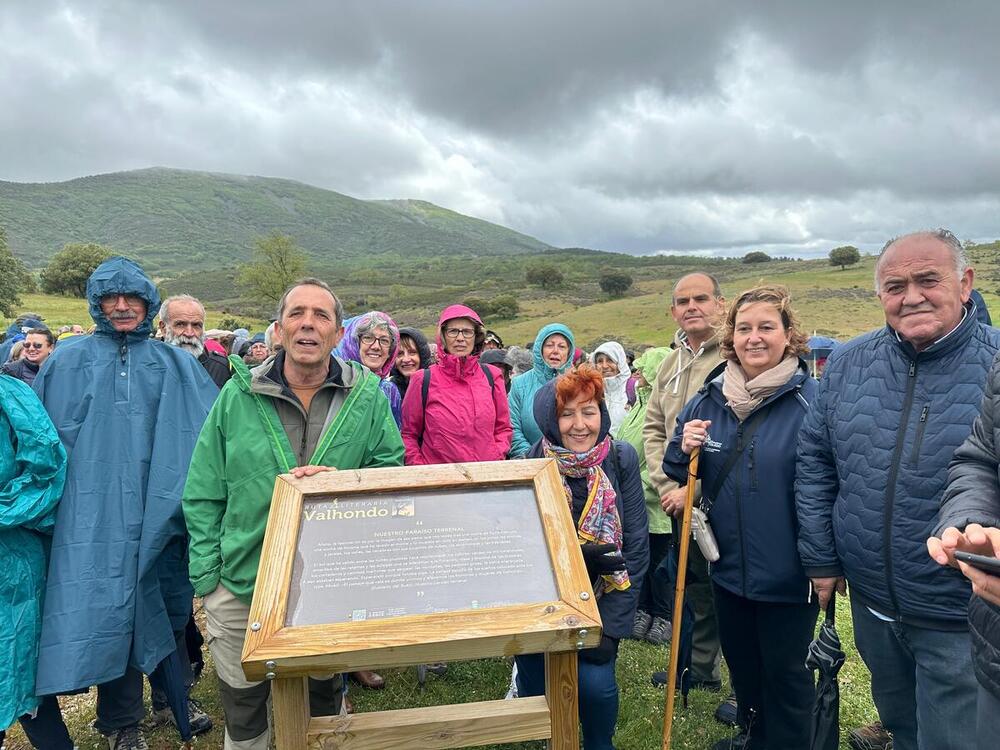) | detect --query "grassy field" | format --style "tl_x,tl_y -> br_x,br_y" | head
5,597 -> 876,750
3,248 -> 997,748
